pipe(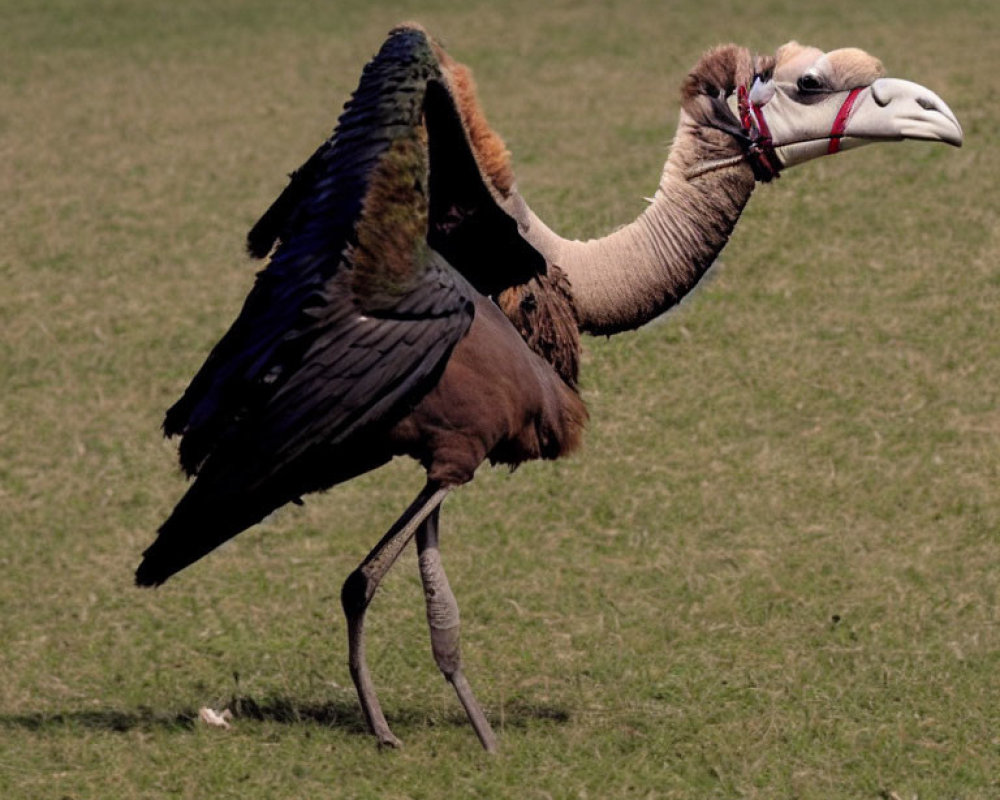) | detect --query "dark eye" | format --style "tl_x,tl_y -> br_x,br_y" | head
797,73 -> 824,93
